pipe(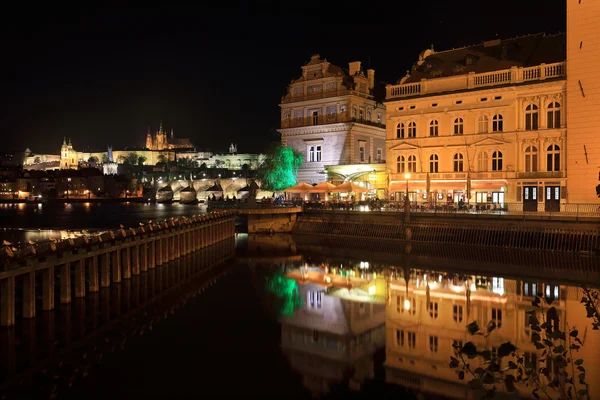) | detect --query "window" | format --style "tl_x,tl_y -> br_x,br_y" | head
359,144 -> 365,162
429,336 -> 439,353
396,329 -> 404,346
523,281 -> 538,297
480,97 -> 488,102
429,120 -> 439,136
429,154 -> 439,173
308,291 -> 322,309
455,100 -> 463,105
311,110 -> 319,125
377,113 -> 381,123
308,146 -> 315,162
494,96 -> 502,100
431,103 -> 438,107
546,144 -> 560,171
359,109 -> 364,120
525,104 -> 539,130
478,115 -> 489,133
396,123 -> 405,139
492,151 -> 503,171
407,155 -> 417,172
407,332 -> 416,348
453,305 -> 463,322
492,308 -> 502,328
366,110 -> 371,121
525,146 -> 538,172
492,277 -> 504,295
377,149 -> 382,163
429,302 -> 438,318
453,153 -> 464,172
547,102 -> 561,128
408,122 -> 416,138
492,114 -> 503,132
478,152 -> 488,172
396,156 -> 405,173
316,146 -> 322,162
453,118 -> 464,135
